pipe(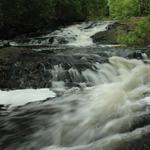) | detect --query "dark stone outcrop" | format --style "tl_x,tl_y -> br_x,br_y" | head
0,47 -> 106,90
91,22 -> 129,44
0,46 -> 149,90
